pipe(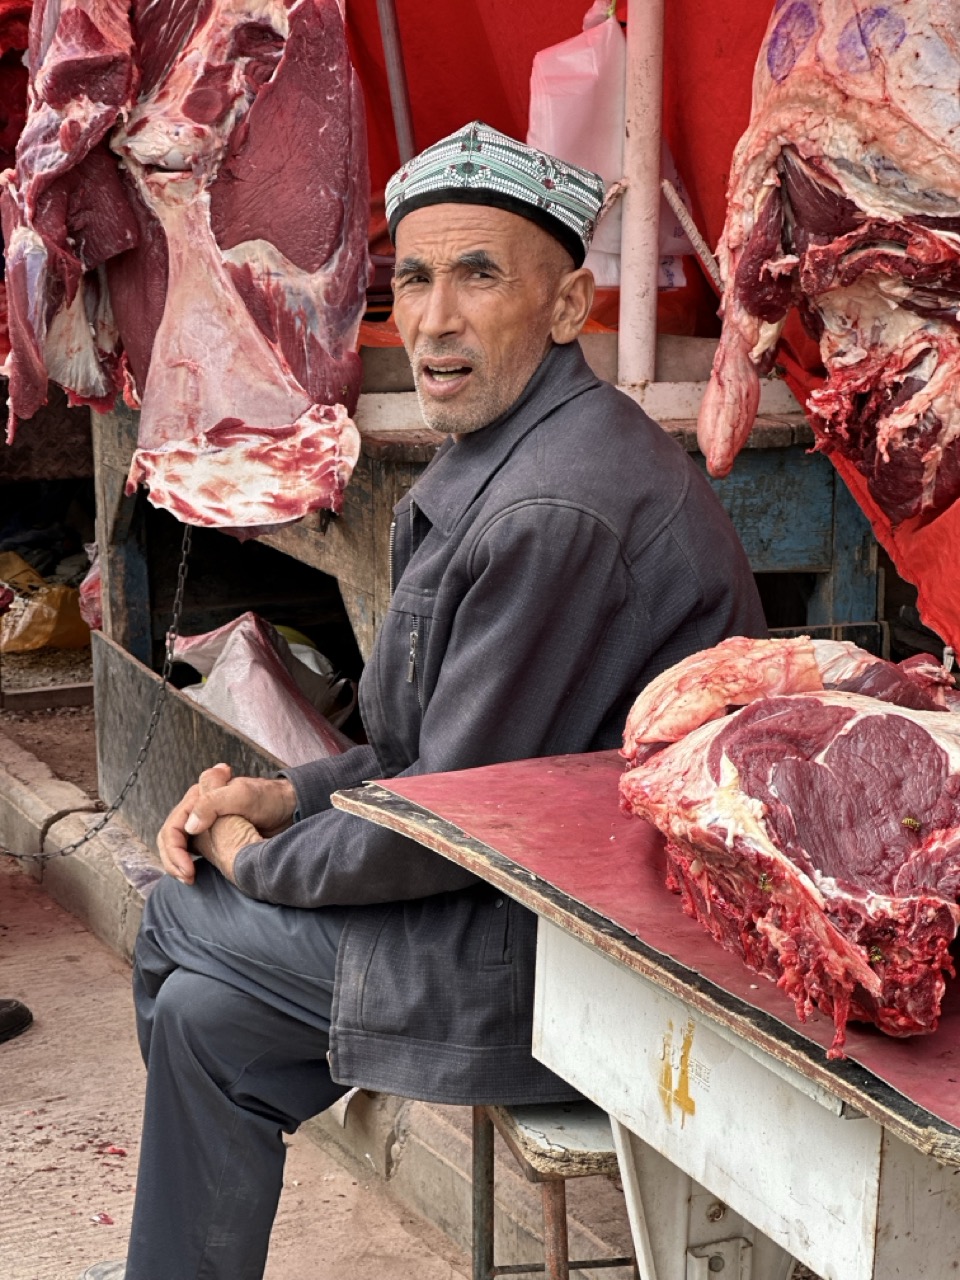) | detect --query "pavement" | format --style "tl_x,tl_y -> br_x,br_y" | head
0,858 -> 469,1280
